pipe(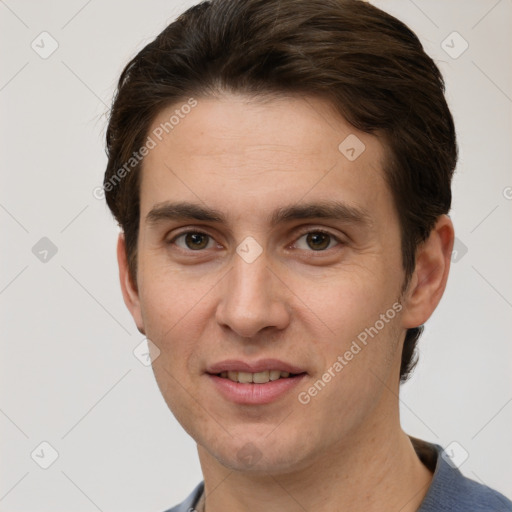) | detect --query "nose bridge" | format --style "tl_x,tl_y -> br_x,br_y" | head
216,251 -> 290,337
233,253 -> 270,304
